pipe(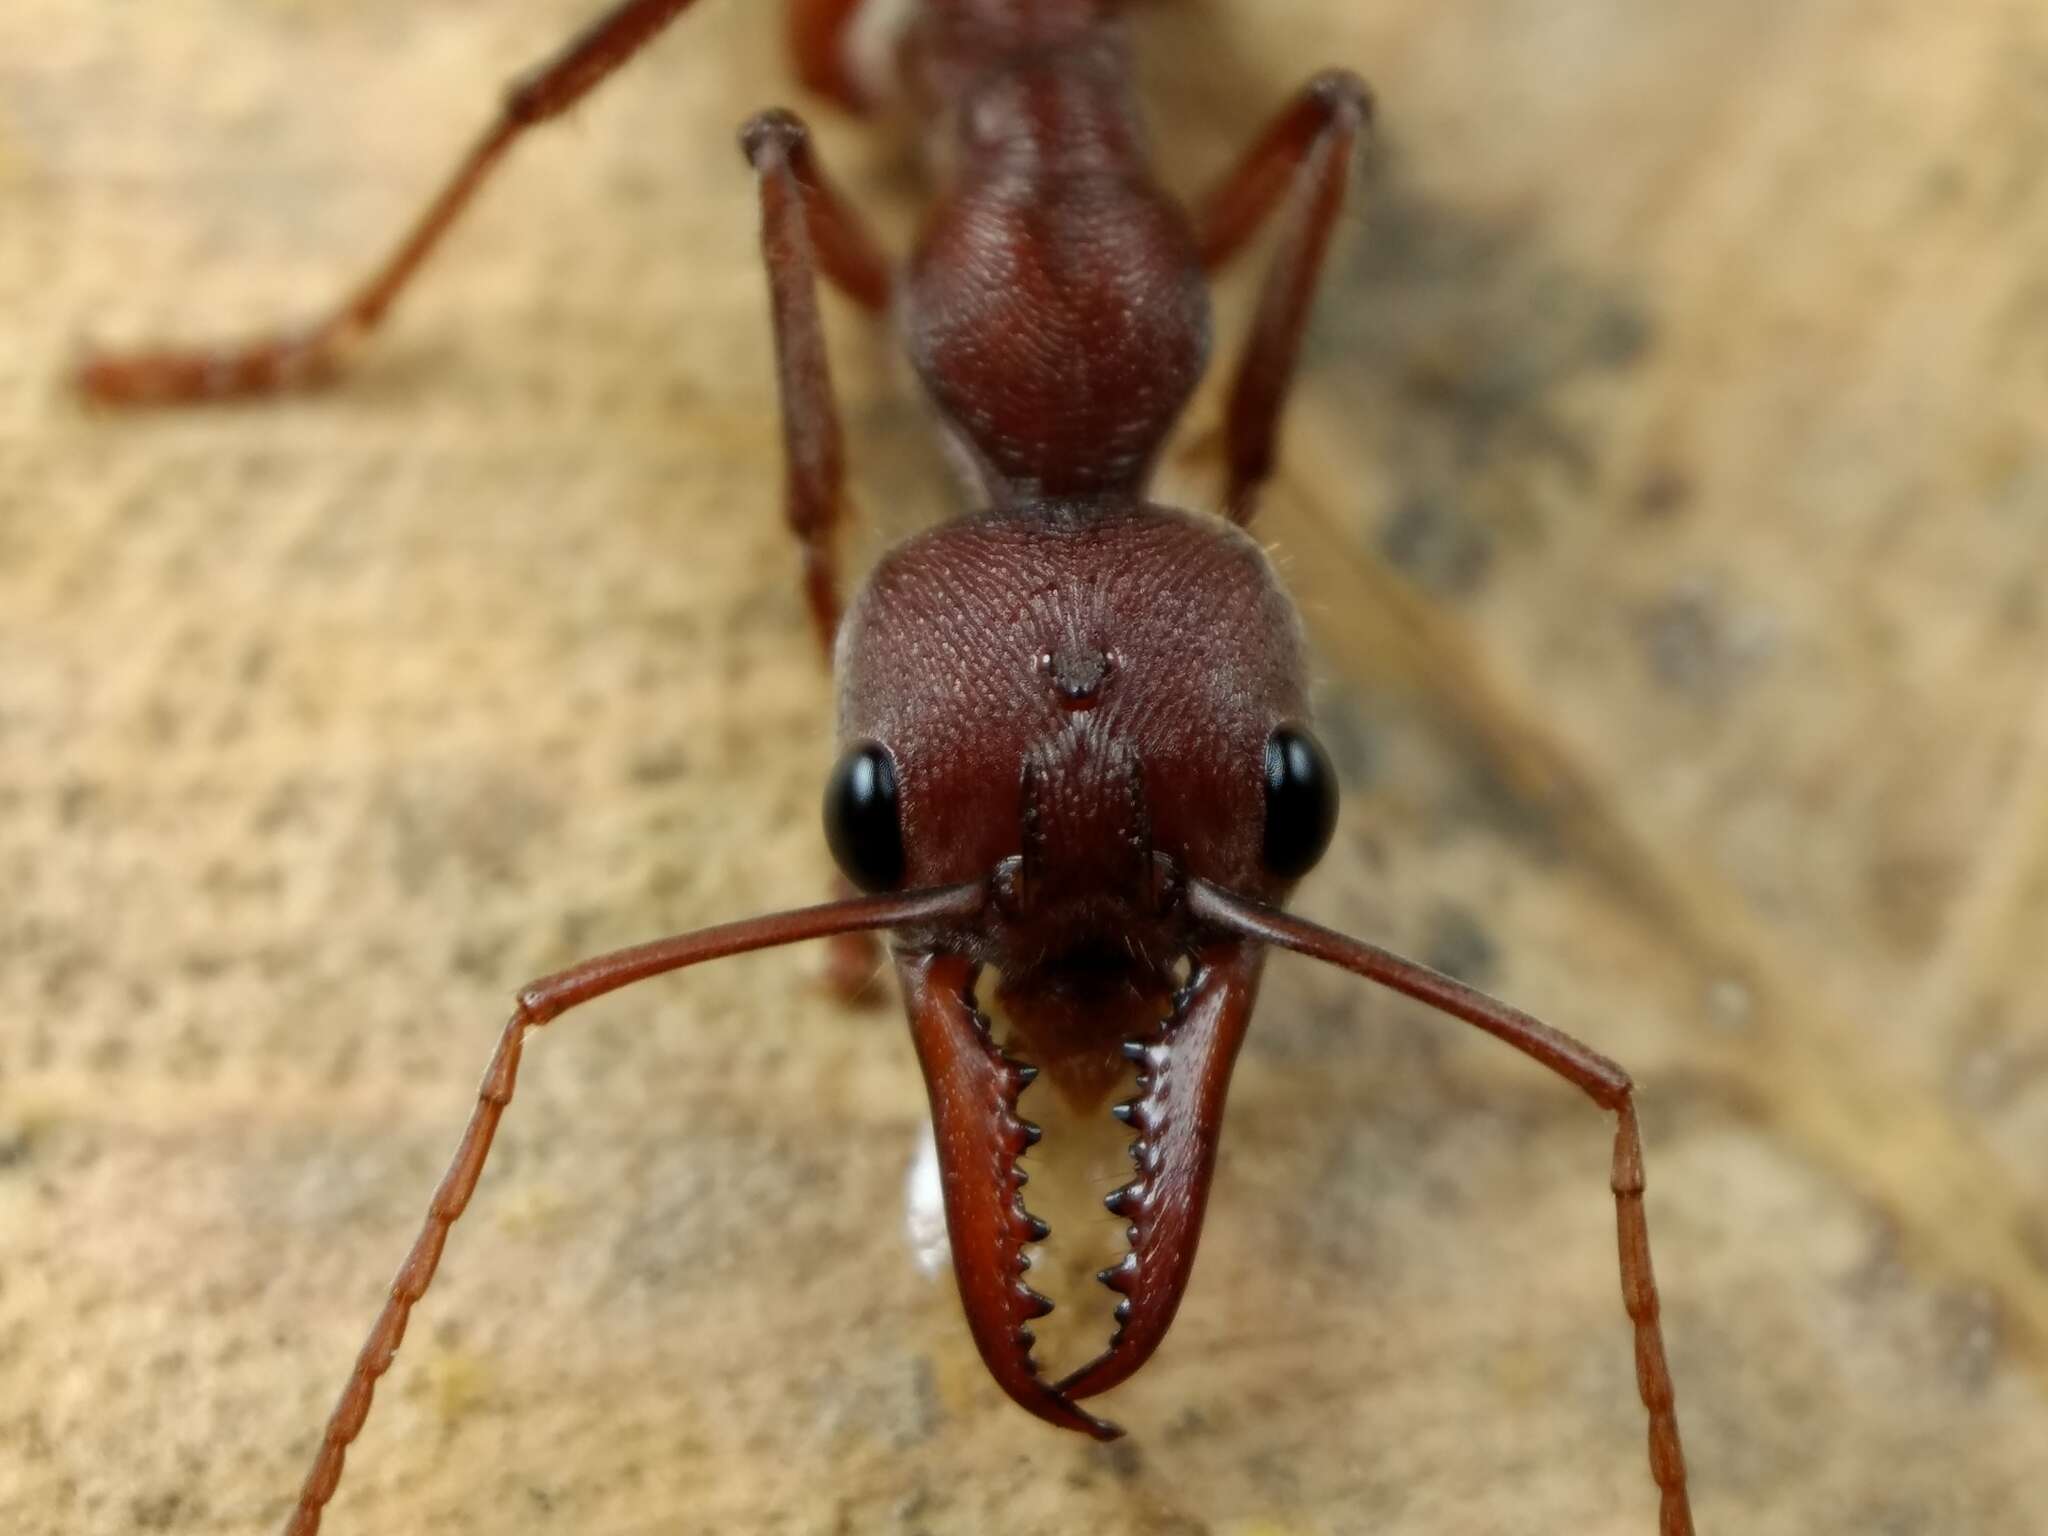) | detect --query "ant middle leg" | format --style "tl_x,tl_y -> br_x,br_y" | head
76,0 -> 714,406
1193,71 -> 1373,524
